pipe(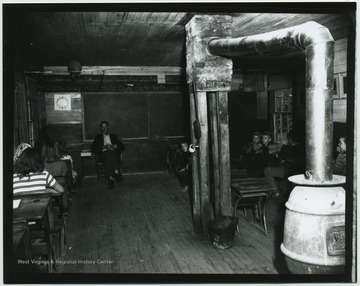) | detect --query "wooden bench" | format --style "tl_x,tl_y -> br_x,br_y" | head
231,177 -> 276,235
